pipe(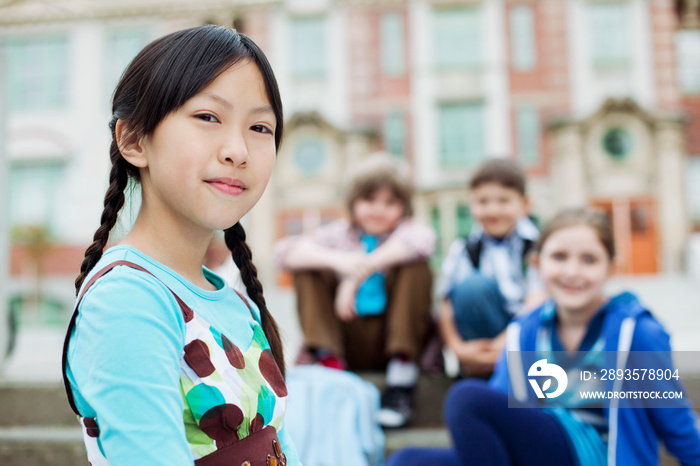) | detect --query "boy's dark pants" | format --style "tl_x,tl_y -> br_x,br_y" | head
294,261 -> 433,371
